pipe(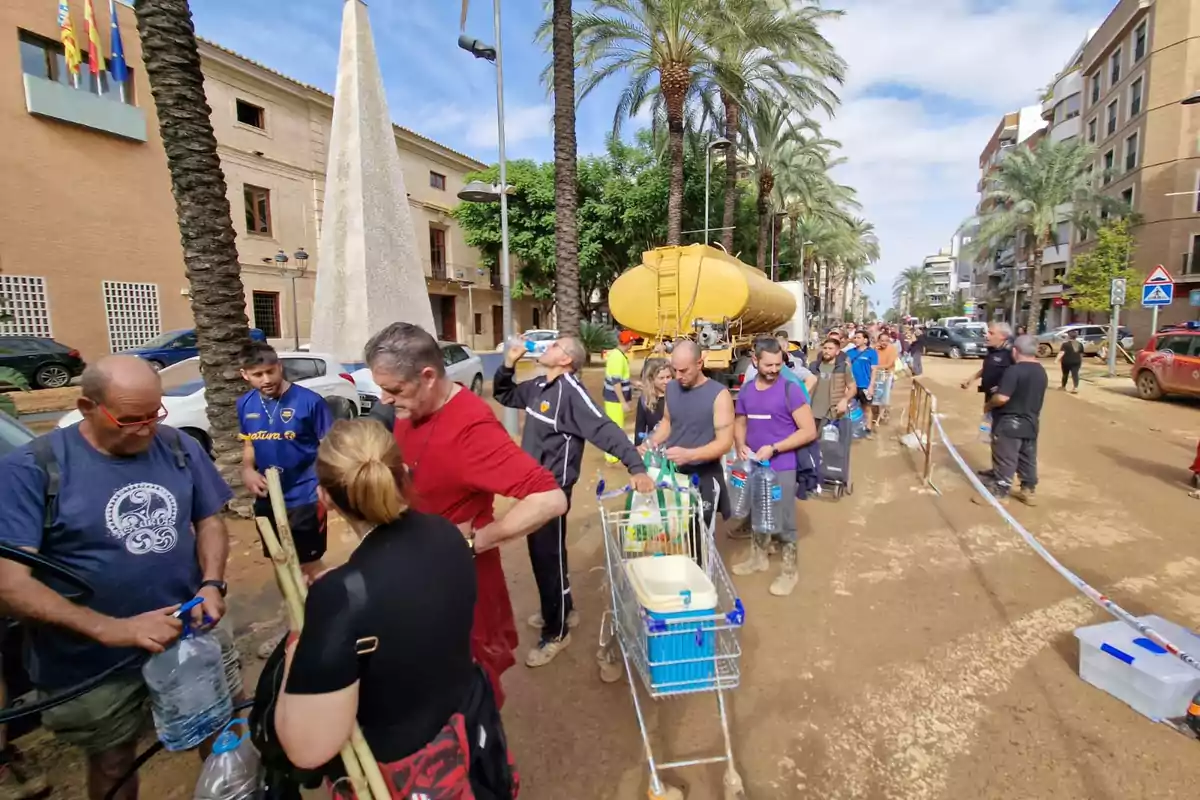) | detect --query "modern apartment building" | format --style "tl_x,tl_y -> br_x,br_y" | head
0,0 -> 532,362
1070,0 -> 1200,341
921,250 -> 957,307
